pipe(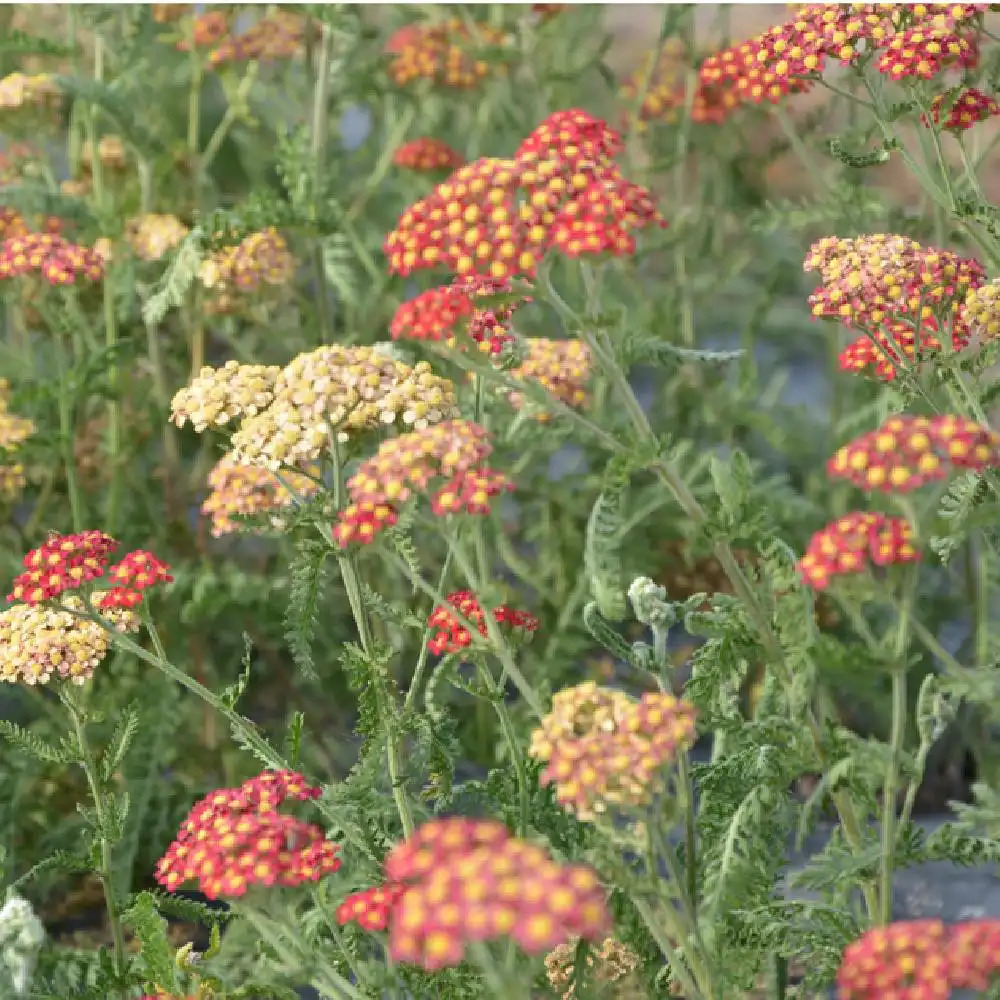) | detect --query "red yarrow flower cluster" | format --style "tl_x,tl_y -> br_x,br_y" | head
336,884 -> 406,932
827,414 -> 1000,492
385,19 -> 510,89
338,817 -> 610,971
797,512 -> 919,590
837,316 -> 971,383
837,918 -> 1000,1000
6,531 -> 172,608
426,590 -> 539,655
394,137 -> 465,172
877,8 -> 982,81
924,87 -> 1000,131
384,109 -> 665,280
334,420 -> 511,547
155,770 -> 340,900
0,232 -> 105,285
